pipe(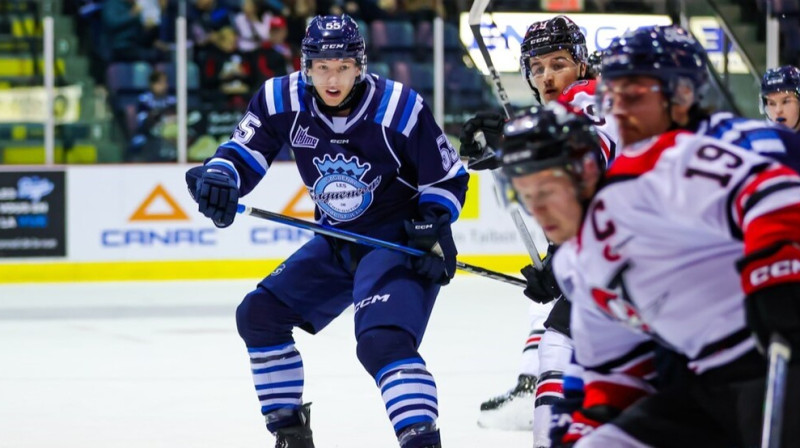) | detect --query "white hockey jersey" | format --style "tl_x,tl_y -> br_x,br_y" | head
553,129 -> 800,410
558,79 -> 619,167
